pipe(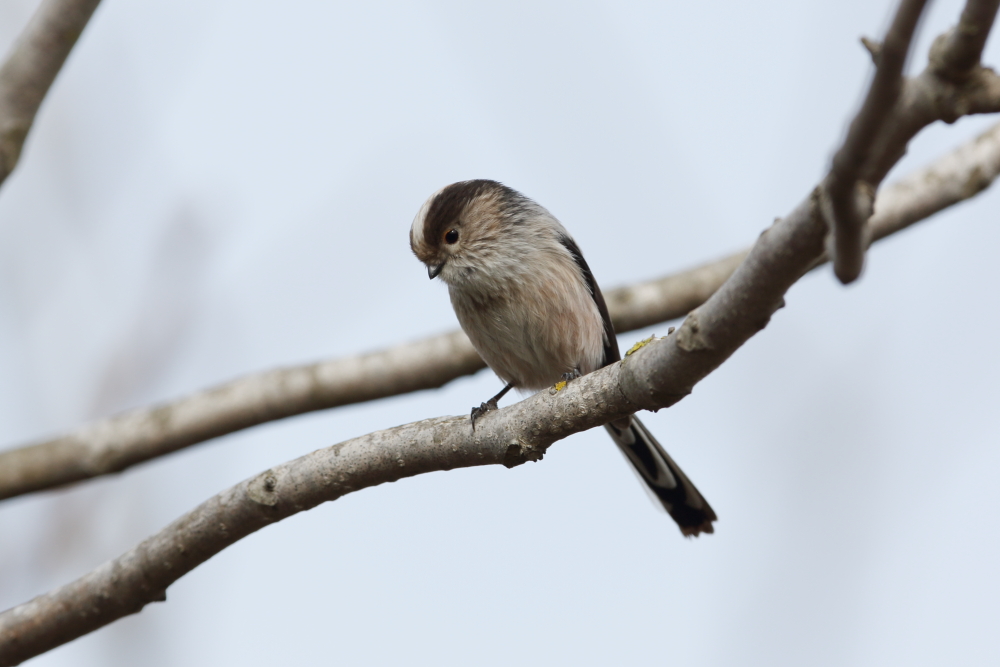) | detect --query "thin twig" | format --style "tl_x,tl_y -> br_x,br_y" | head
0,0 -> 103,188
827,0 -> 930,284
932,0 -> 1000,77
861,36 -> 883,65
